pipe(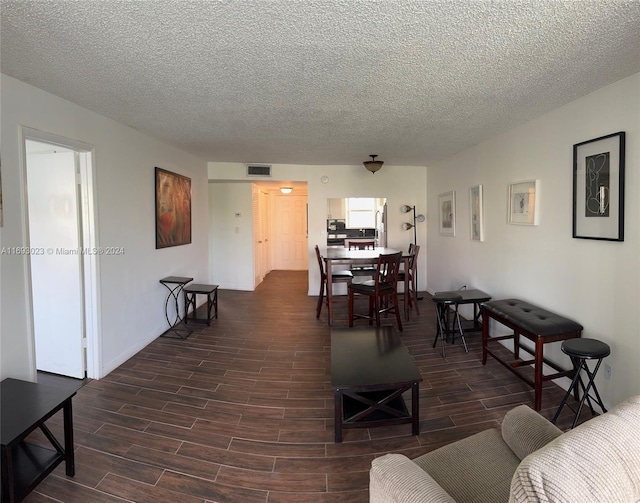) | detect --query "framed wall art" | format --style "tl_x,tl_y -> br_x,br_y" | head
155,167 -> 192,249
438,191 -> 456,236
470,185 -> 483,241
573,131 -> 625,241
508,179 -> 539,225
